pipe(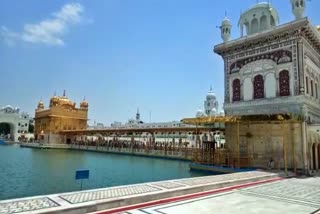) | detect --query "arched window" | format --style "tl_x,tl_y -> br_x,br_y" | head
251,18 -> 258,34
254,75 -> 264,99
270,16 -> 275,27
279,70 -> 290,96
260,15 -> 267,31
232,79 -> 241,102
